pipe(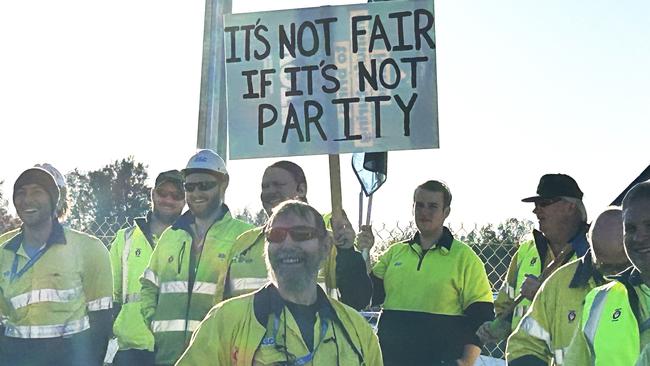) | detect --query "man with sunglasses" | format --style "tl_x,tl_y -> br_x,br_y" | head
222,160 -> 372,310
139,149 -> 253,366
478,174 -> 590,345
107,170 -> 185,365
176,200 -> 382,365
506,207 -> 629,366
